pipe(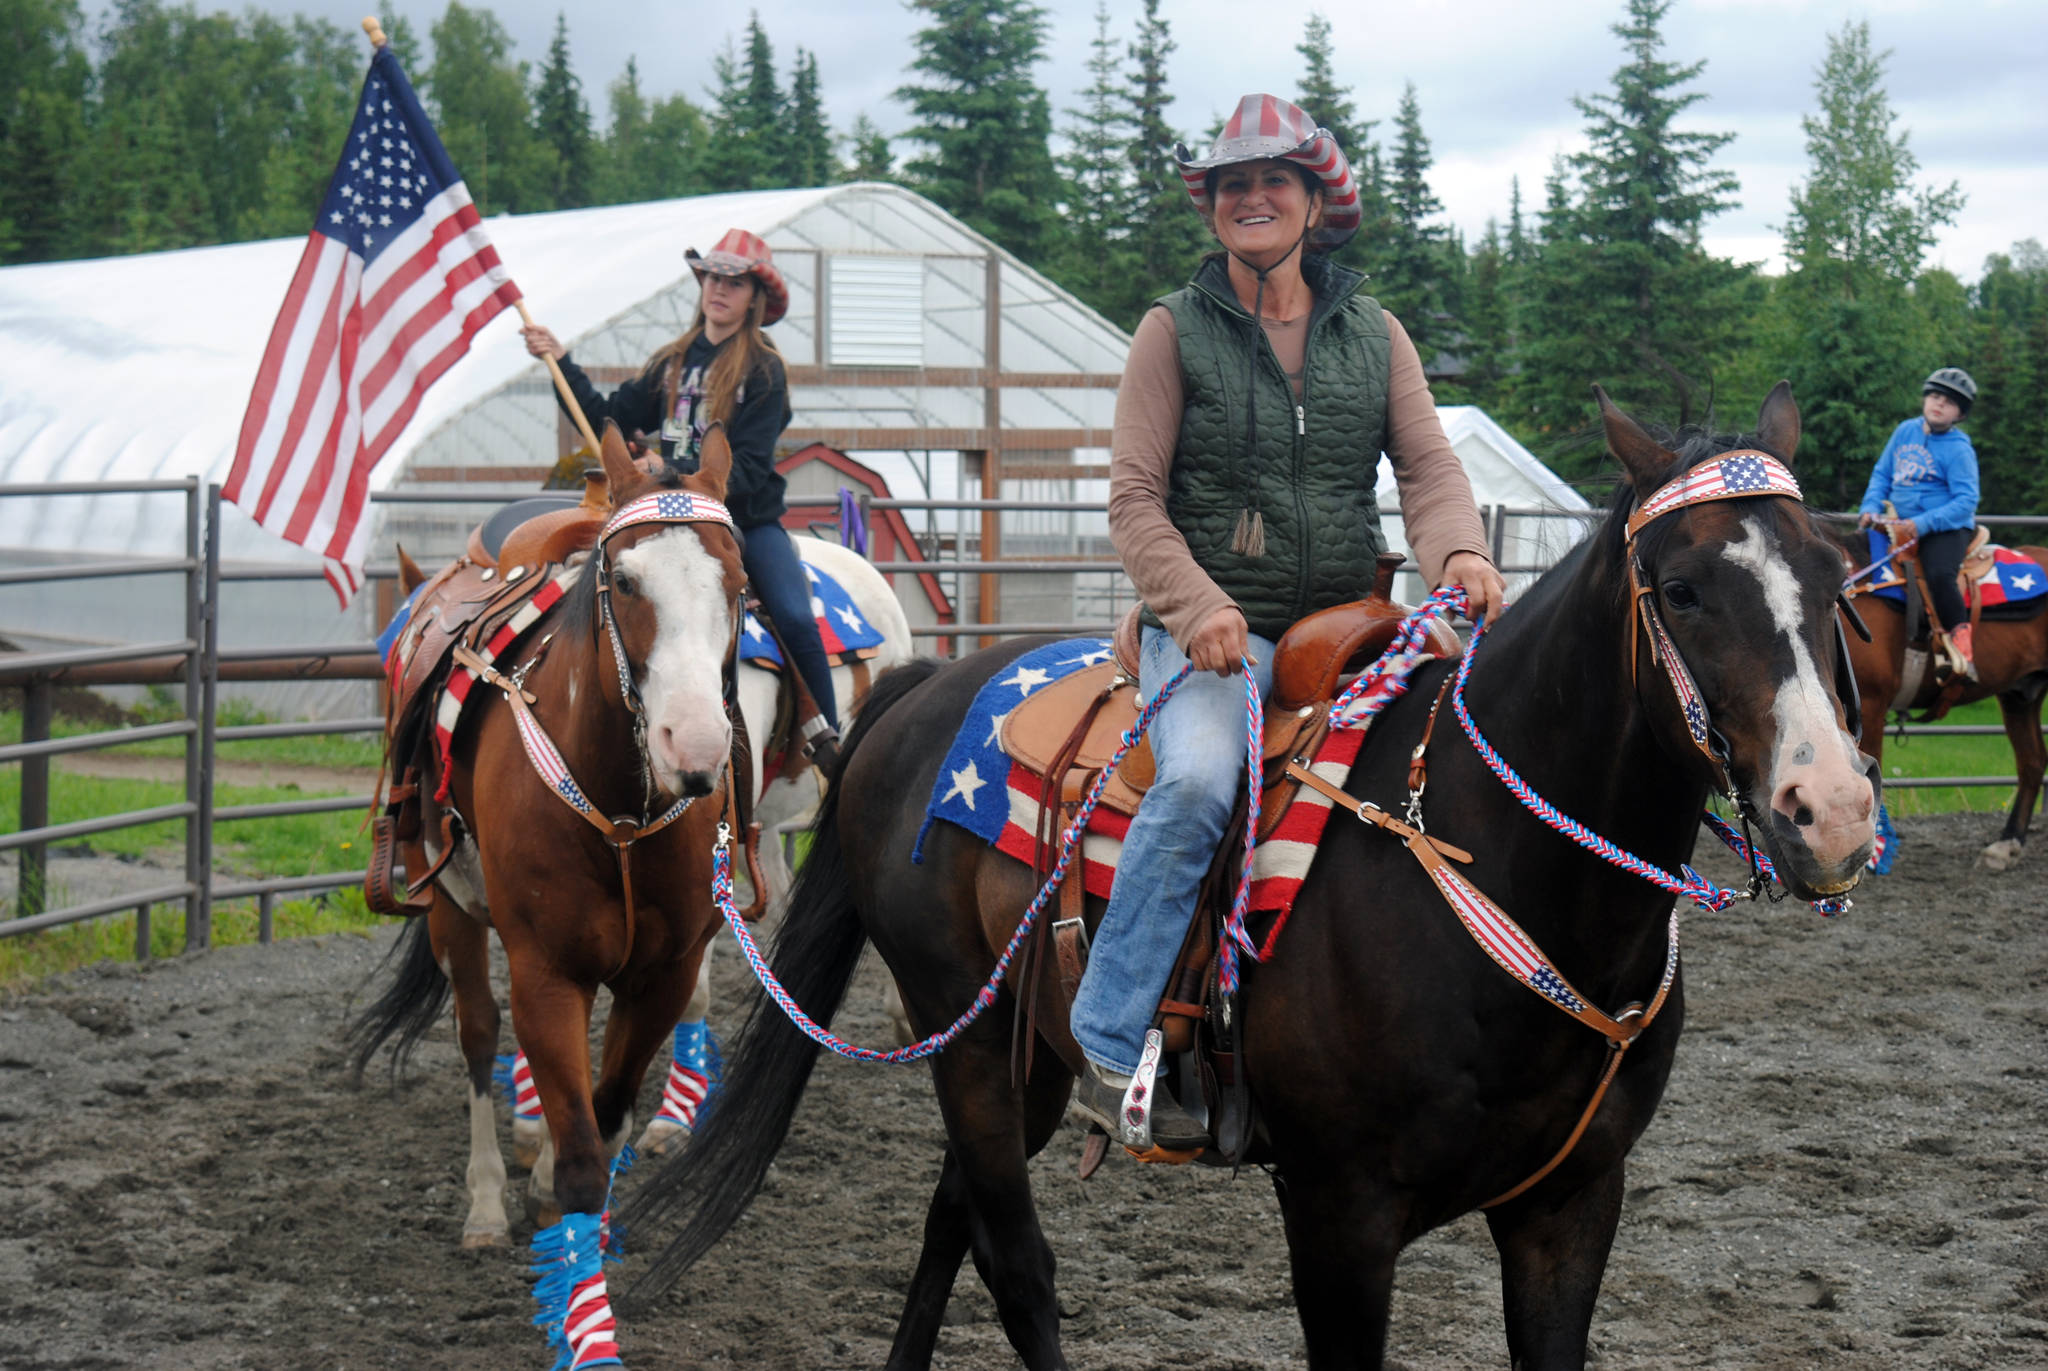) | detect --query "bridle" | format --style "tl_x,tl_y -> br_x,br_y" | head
594,489 -> 748,812
1622,451 -> 1862,792
465,487 -> 746,976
